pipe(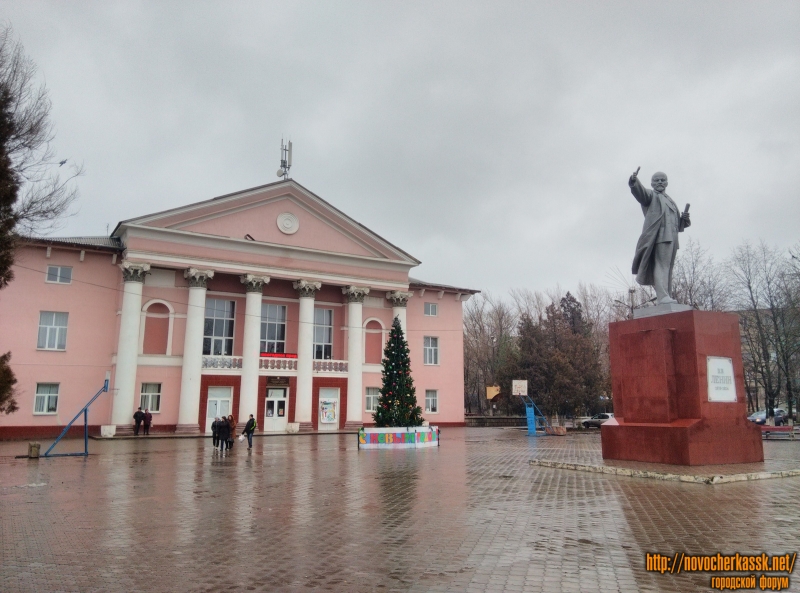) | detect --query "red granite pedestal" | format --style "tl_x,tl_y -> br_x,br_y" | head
601,310 -> 763,466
